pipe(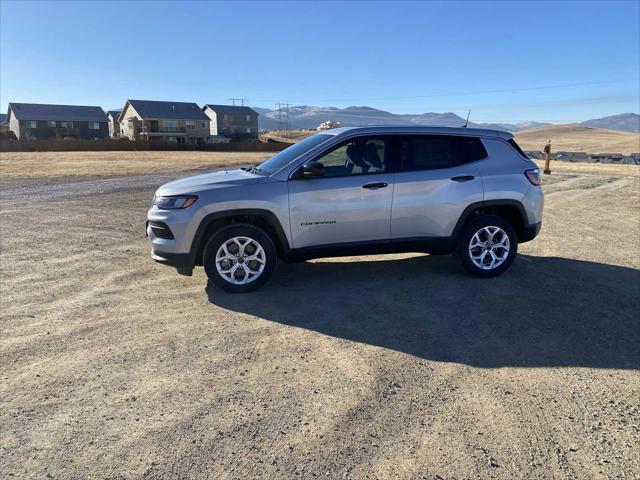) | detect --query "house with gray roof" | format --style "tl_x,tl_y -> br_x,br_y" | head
6,103 -> 108,140
119,100 -> 210,145
107,110 -> 122,138
203,104 -> 259,140
0,113 -> 11,138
